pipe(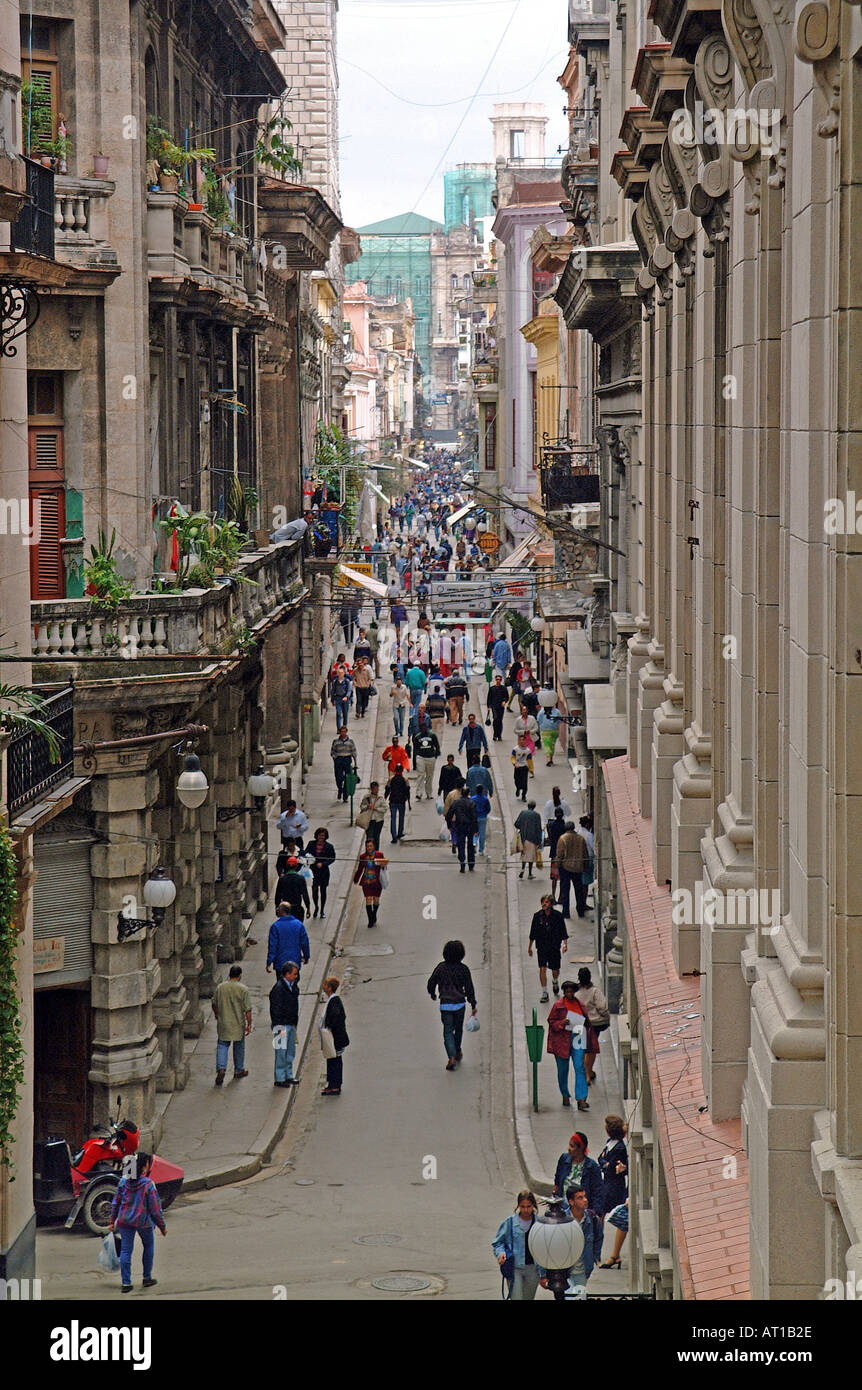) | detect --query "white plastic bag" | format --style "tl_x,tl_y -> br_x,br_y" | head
438,821 -> 450,841
97,1232 -> 121,1272
435,795 -> 444,815
465,1013 -> 480,1033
